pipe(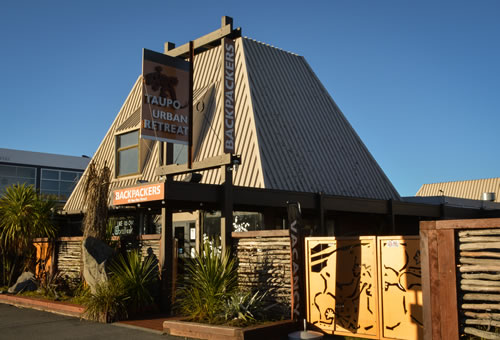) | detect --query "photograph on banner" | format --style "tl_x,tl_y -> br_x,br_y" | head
141,48 -> 190,144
